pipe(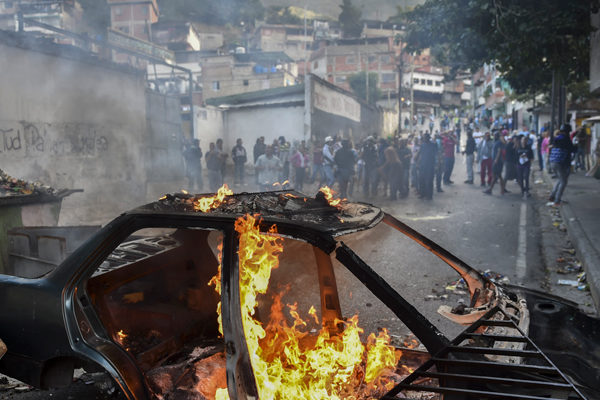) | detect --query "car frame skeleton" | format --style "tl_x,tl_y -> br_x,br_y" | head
0,189 -> 598,400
